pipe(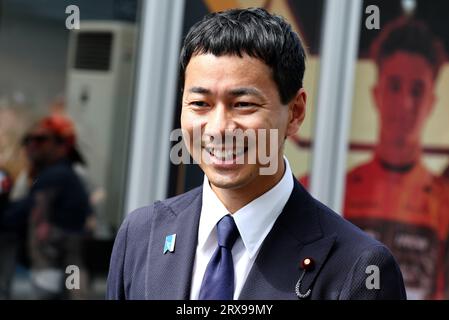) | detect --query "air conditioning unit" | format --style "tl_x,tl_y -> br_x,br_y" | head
66,21 -> 137,236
